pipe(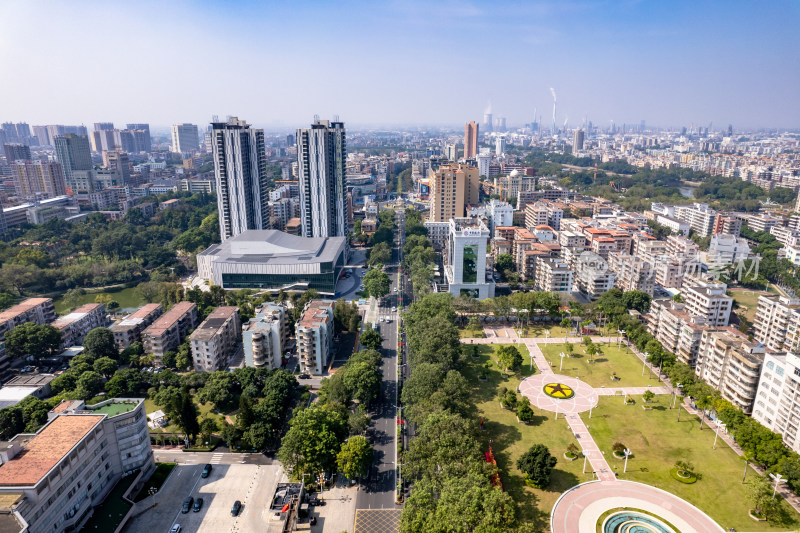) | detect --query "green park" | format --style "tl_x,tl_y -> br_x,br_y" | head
539,341 -> 661,388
